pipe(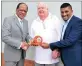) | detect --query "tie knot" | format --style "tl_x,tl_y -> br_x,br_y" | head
20,20 -> 23,23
